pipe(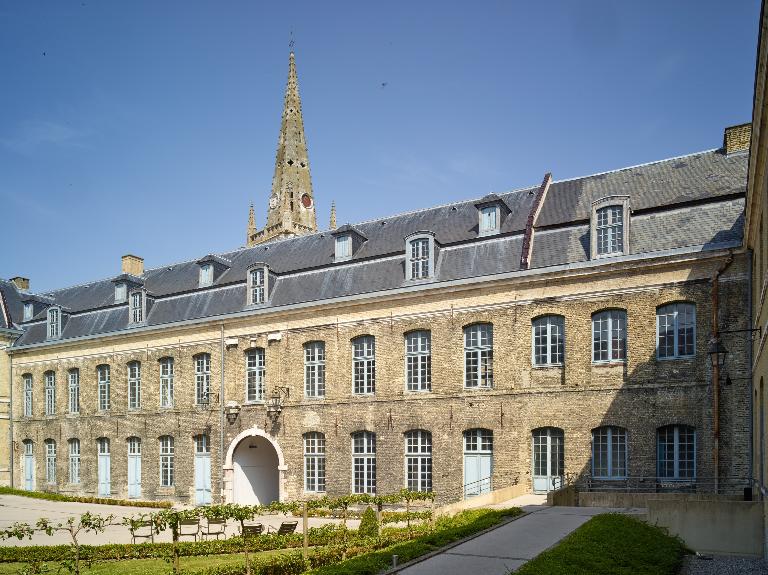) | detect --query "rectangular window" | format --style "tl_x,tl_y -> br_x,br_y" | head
465,324 -> 493,388
596,206 -> 624,255
128,362 -> 141,410
352,336 -> 376,394
114,283 -> 127,303
657,425 -> 696,480
195,354 -> 211,405
405,430 -> 432,492
68,369 -> 80,414
657,303 -> 696,359
250,268 -> 265,305
68,440 -> 80,484
159,436 -> 174,487
479,206 -> 498,233
405,331 -> 431,391
352,432 -> 376,494
246,349 -> 266,402
45,441 -> 56,484
532,316 -> 565,366
131,292 -> 143,323
160,358 -> 174,408
48,308 -> 60,338
304,433 -> 326,492
97,365 -> 111,411
23,302 -> 33,321
199,264 -> 213,287
592,310 -> 626,362
335,235 -> 351,260
409,238 -> 430,279
44,372 -> 55,415
23,374 -> 32,417
304,342 -> 326,398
